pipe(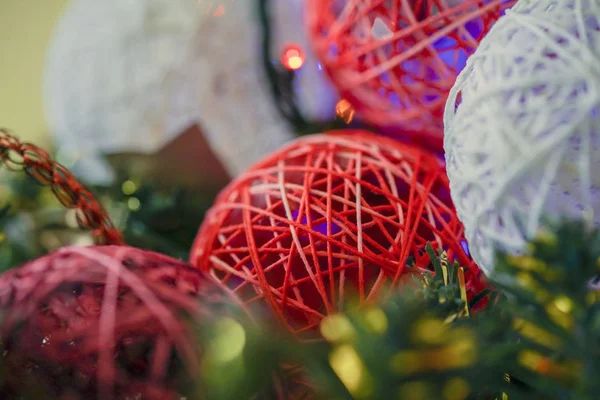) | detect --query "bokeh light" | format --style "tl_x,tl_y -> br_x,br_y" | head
281,44 -> 305,70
